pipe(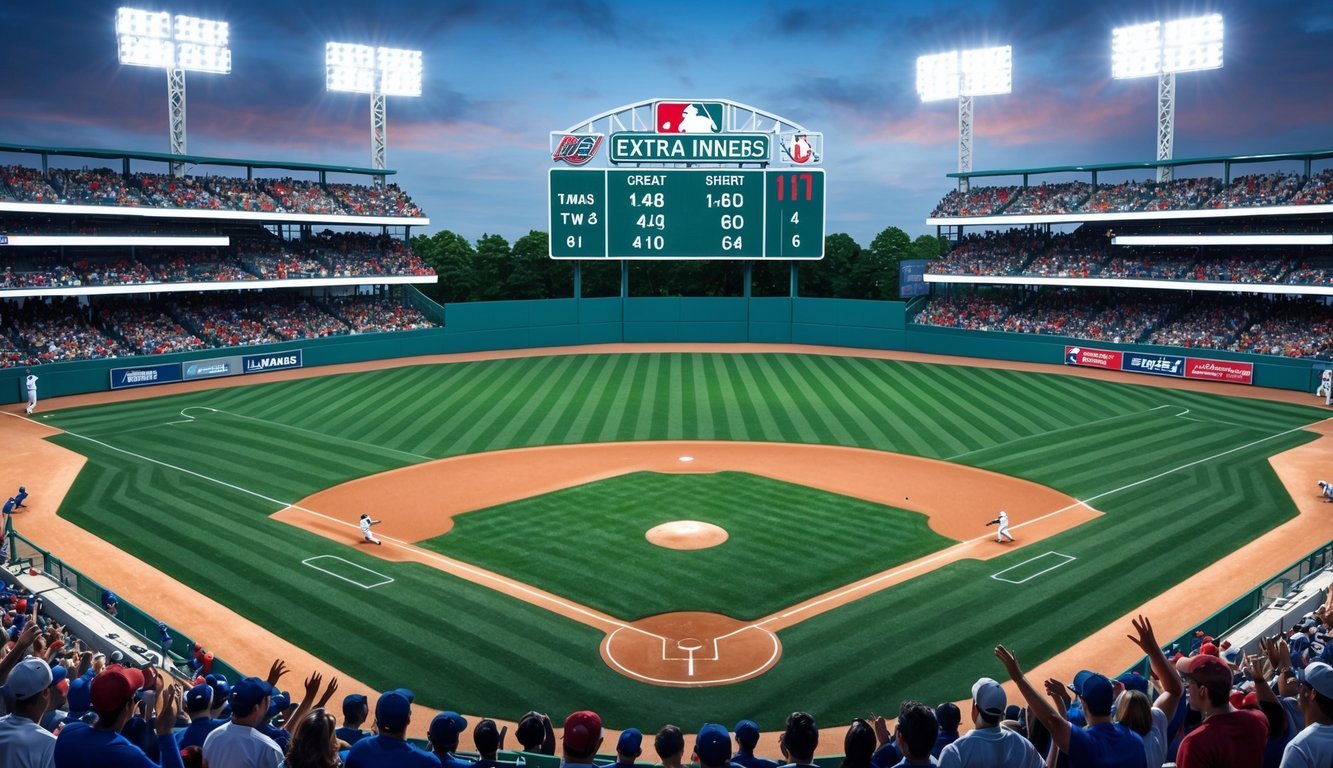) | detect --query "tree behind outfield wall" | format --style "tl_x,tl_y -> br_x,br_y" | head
412,228 -> 925,301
